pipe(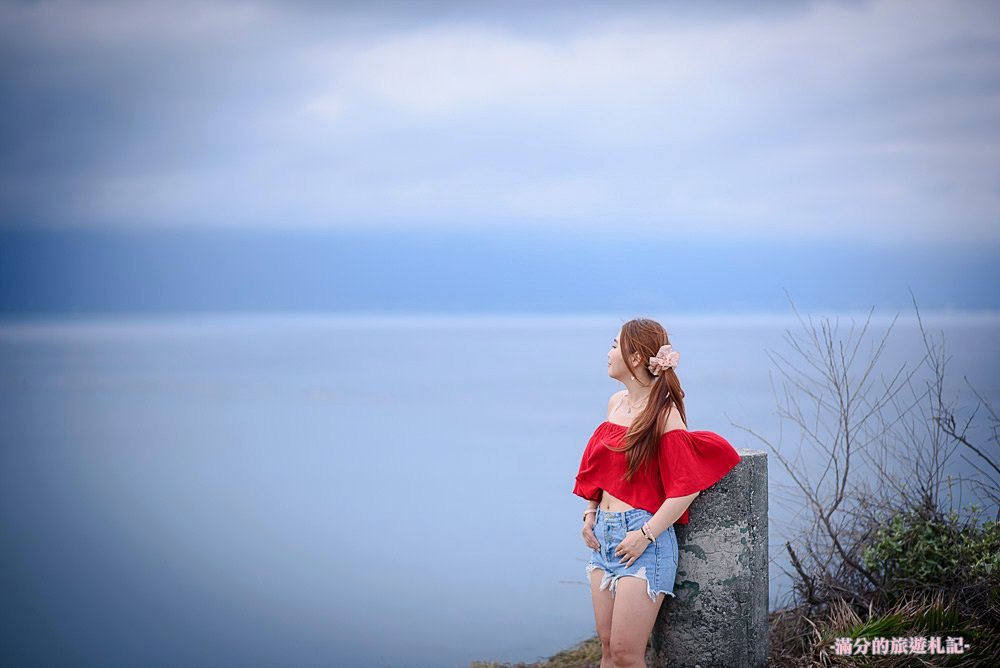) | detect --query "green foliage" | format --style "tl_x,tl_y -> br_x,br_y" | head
862,506 -> 1000,593
842,607 -> 978,641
